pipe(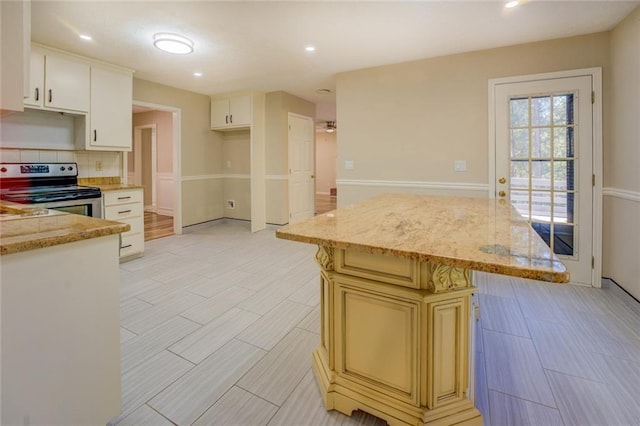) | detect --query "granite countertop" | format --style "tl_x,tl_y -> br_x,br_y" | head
77,177 -> 143,191
276,193 -> 569,283
0,203 -> 130,255
93,183 -> 143,191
